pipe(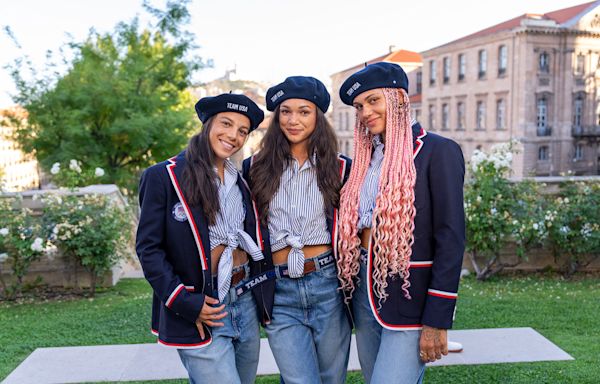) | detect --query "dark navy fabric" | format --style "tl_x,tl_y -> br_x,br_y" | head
195,93 -> 264,131
339,62 -> 409,105
266,76 -> 330,113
